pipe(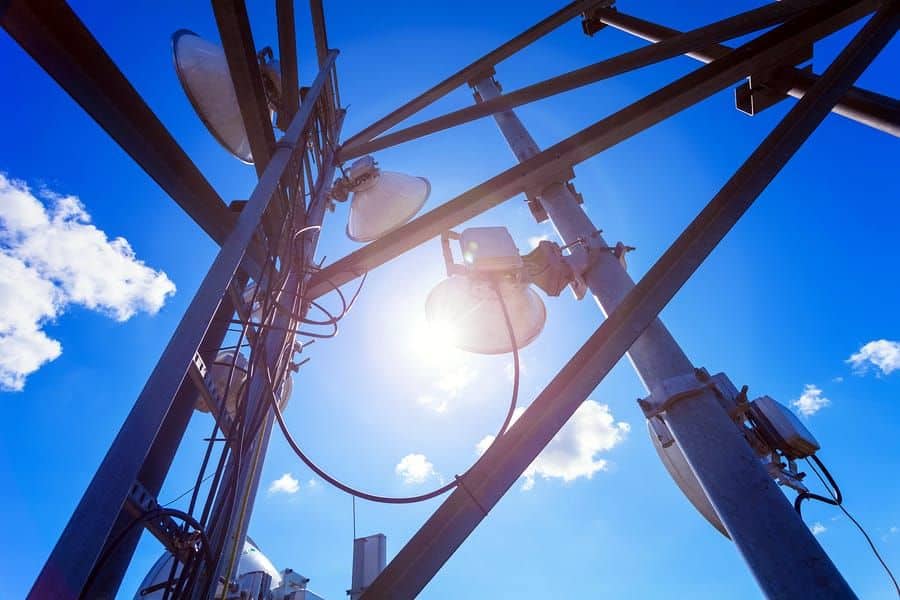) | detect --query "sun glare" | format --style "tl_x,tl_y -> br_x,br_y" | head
408,316 -> 463,367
